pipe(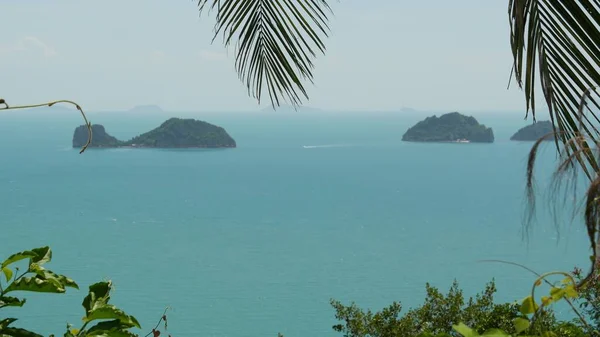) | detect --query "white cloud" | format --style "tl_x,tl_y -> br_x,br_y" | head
198,50 -> 226,61
0,36 -> 57,57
